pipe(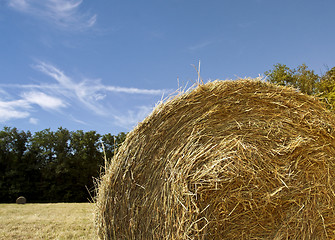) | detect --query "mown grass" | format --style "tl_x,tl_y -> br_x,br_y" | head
0,203 -> 96,240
